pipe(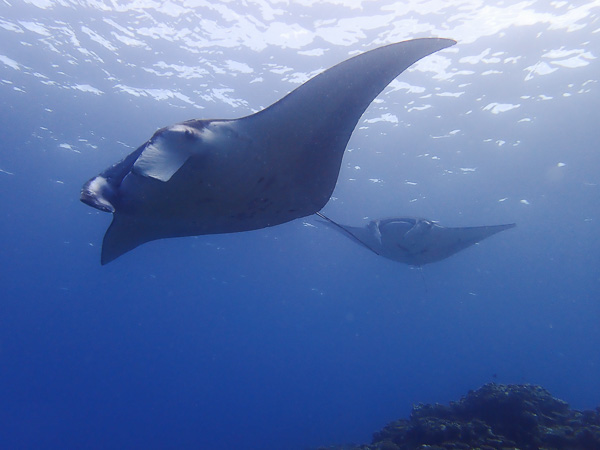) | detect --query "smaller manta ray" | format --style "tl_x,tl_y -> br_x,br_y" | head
316,212 -> 515,266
